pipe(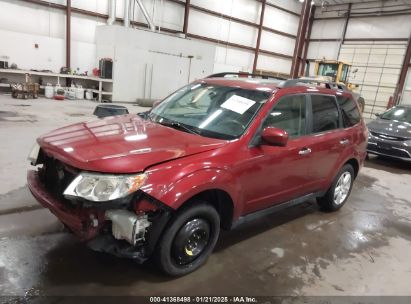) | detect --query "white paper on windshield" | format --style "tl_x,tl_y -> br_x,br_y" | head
220,95 -> 256,115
